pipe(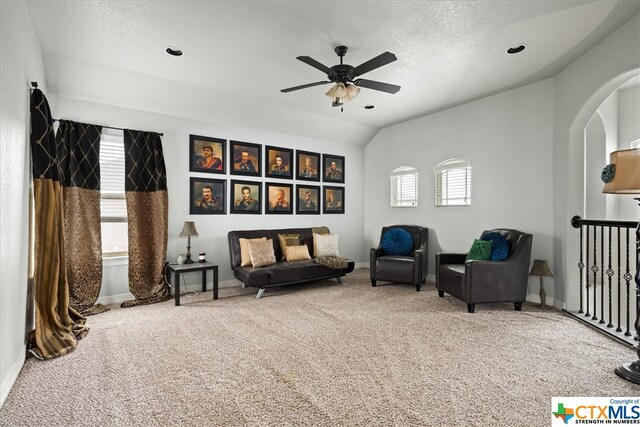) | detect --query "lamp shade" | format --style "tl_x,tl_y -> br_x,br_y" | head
529,259 -> 553,277
602,148 -> 640,194
179,221 -> 199,237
